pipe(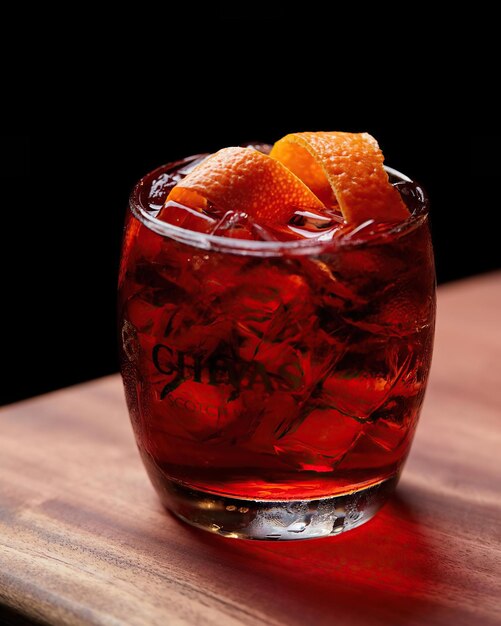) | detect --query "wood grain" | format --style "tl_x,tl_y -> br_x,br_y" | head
1,272 -> 500,626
